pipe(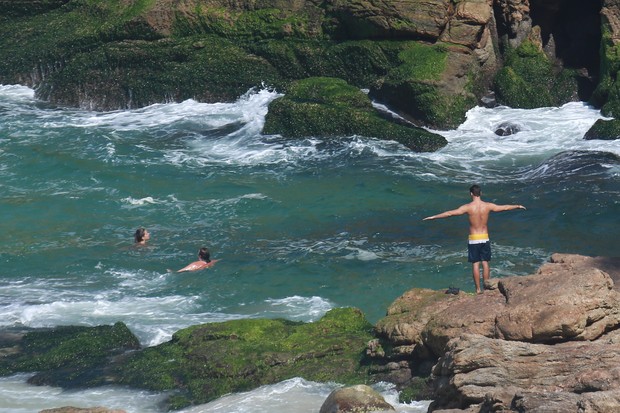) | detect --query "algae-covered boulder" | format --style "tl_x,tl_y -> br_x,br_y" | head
115,307 -> 376,410
369,42 -> 480,130
0,322 -> 141,388
590,2 -> 620,117
263,77 -> 447,152
584,118 -> 620,140
494,37 -> 578,109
